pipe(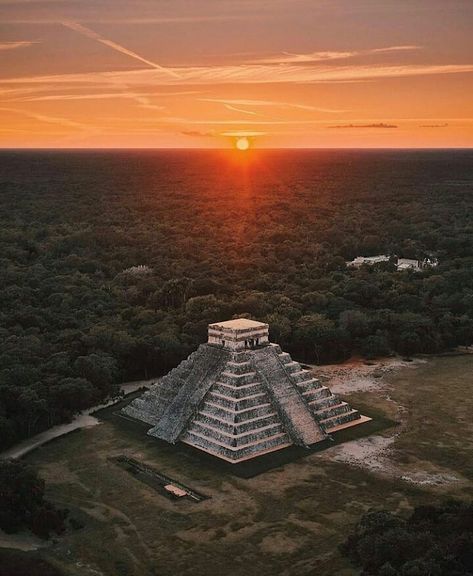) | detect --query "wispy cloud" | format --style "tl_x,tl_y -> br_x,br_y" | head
201,97 -> 346,113
419,123 -> 449,128
329,123 -> 398,129
14,92 -> 156,102
4,15 -> 250,25
0,106 -> 91,130
250,50 -> 356,64
132,116 -> 330,126
61,21 -> 180,79
12,90 -> 202,103
371,45 -> 420,53
224,103 -> 258,115
4,62 -> 470,87
221,131 -> 267,137
0,41 -> 38,51
248,45 -> 421,64
181,130 -> 216,137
